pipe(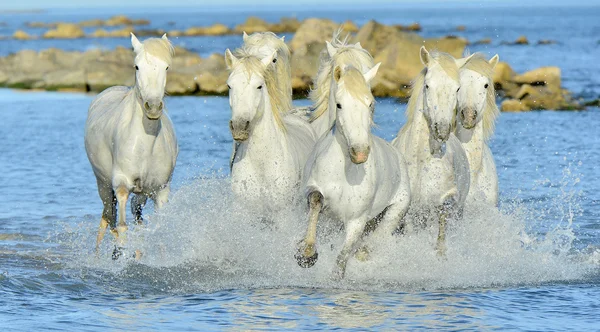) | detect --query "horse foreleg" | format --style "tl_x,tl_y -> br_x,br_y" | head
96,181 -> 117,255
295,191 -> 322,268
333,217 -> 368,280
131,194 -> 147,225
153,186 -> 170,210
358,187 -> 411,261
436,208 -> 448,257
114,185 -> 130,250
